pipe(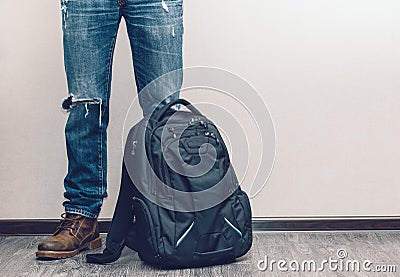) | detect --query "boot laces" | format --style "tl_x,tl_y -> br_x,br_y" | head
56,213 -> 82,232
